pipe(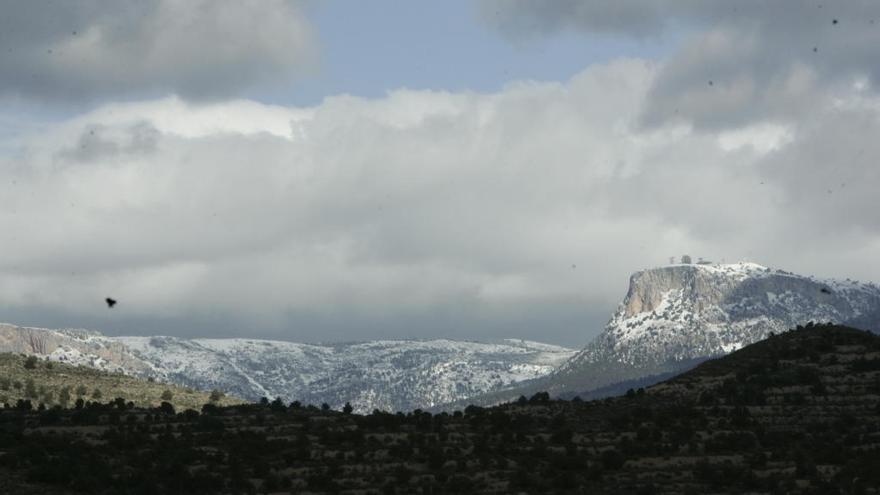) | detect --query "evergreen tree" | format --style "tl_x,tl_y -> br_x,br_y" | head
23,355 -> 38,369
24,379 -> 38,399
